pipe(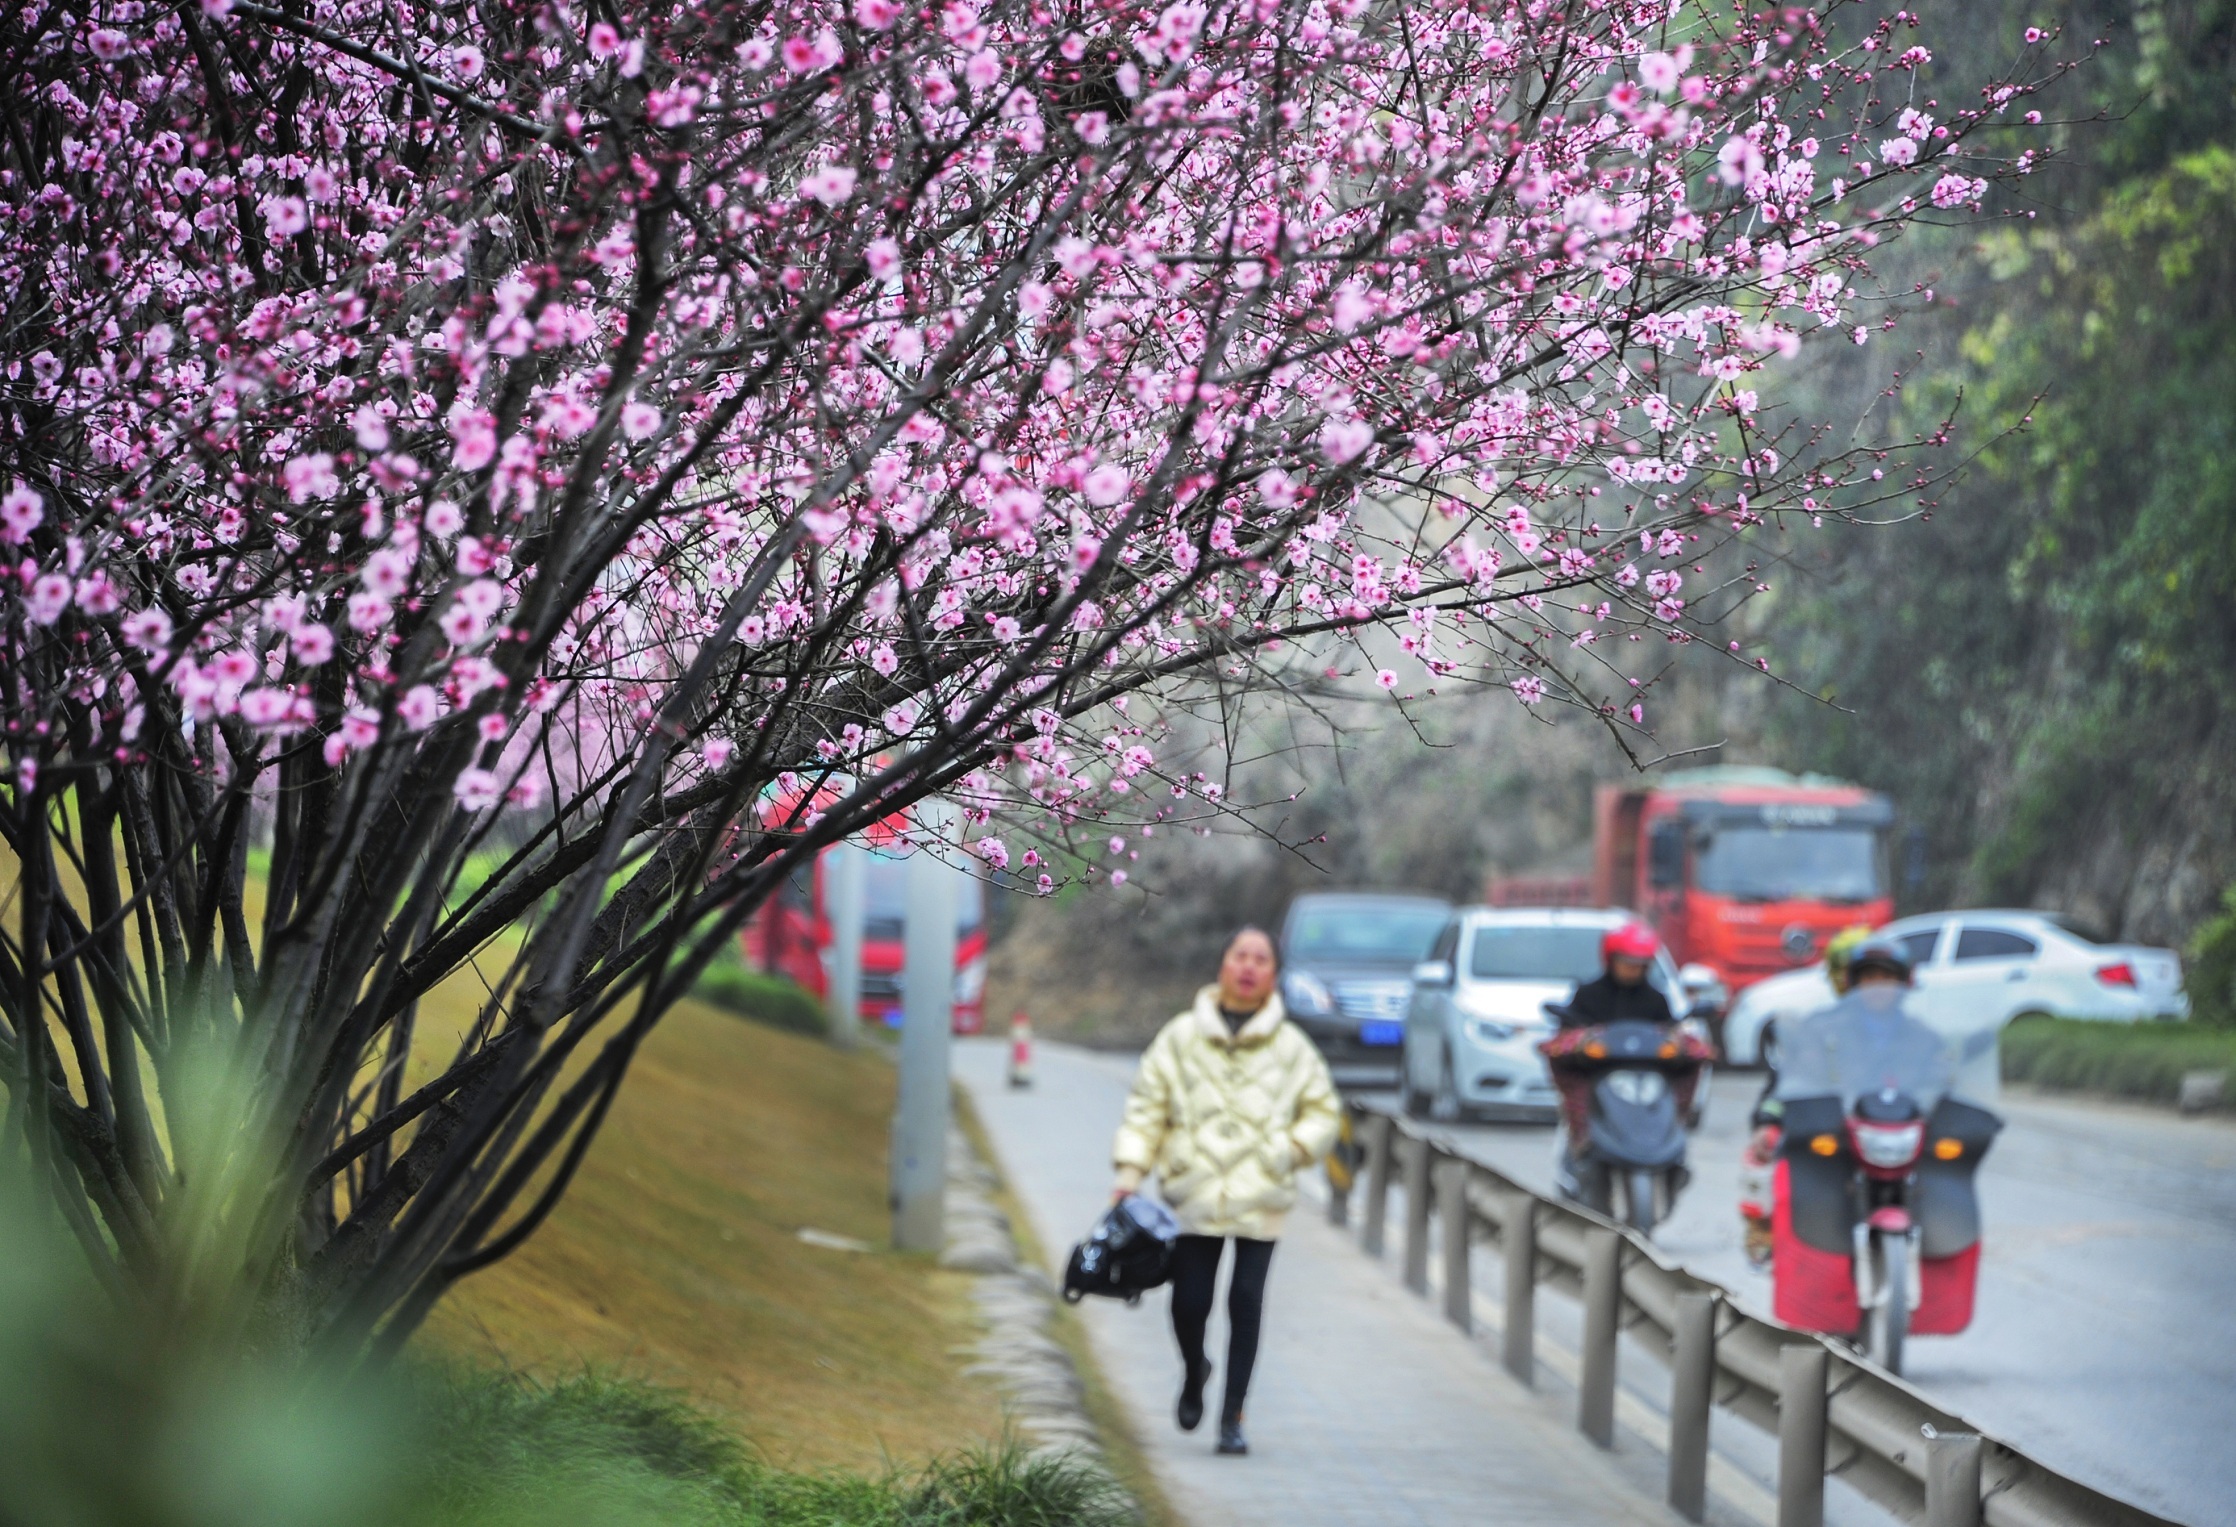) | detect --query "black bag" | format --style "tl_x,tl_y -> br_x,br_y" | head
1061,1195 -> 1180,1305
